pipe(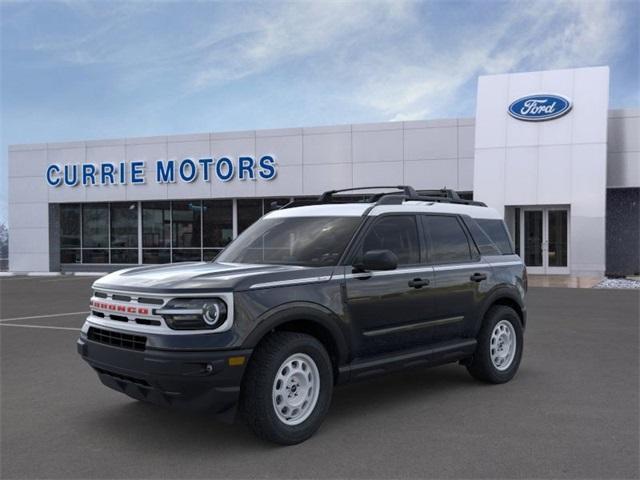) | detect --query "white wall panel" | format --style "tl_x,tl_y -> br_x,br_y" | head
607,152 -> 640,188
538,145 -> 572,204
9,176 -> 47,203
353,161 -> 403,186
303,163 -> 352,194
9,253 -> 51,273
8,148 -> 47,178
504,147 -> 538,205
572,67 -> 610,144
303,132 -> 351,164
404,126 -> 458,160
404,159 -> 458,190
352,129 -> 403,163
607,116 -> 640,153
256,135 -> 302,166
256,165 -> 303,197
475,74 -> 509,148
